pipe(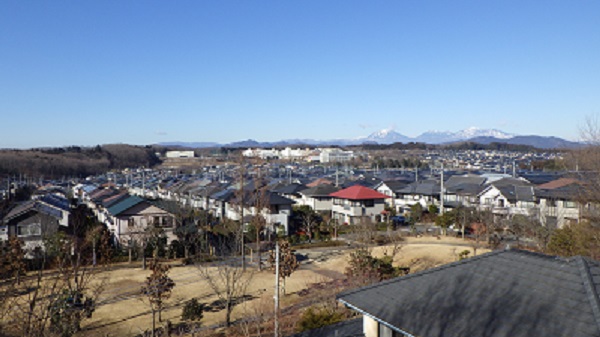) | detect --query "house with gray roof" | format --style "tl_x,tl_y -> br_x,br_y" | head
375,180 -> 410,212
2,198 -> 70,255
290,318 -> 363,337
395,180 -> 441,213
297,184 -> 341,213
477,178 -> 536,218
441,175 -> 486,209
536,179 -> 582,228
337,249 -> 600,337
